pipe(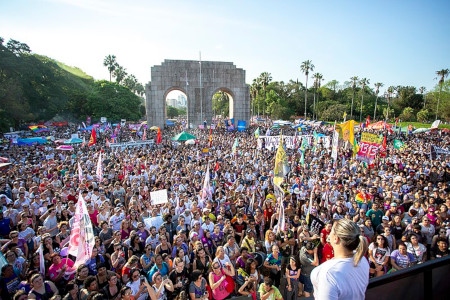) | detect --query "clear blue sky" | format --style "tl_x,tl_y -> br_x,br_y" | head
1,0 -> 449,93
